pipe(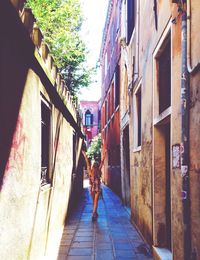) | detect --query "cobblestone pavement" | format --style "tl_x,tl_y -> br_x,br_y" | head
57,181 -> 153,260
